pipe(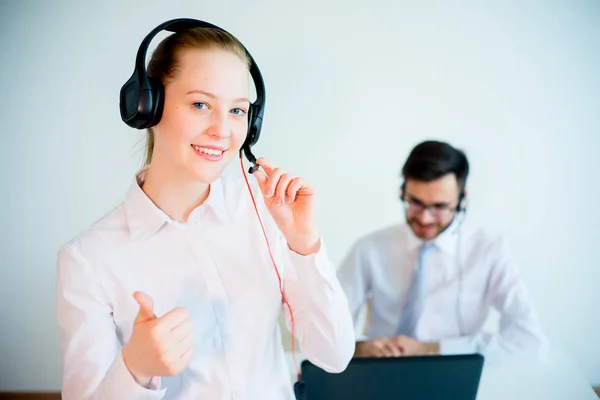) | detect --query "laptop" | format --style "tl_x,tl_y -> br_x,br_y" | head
299,354 -> 484,400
